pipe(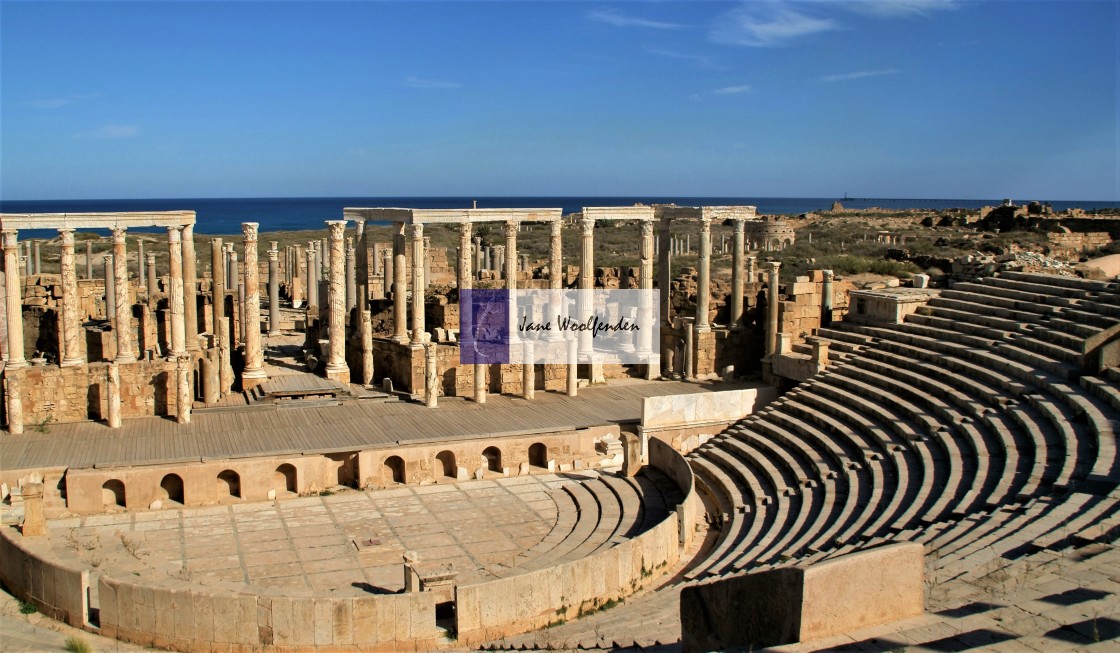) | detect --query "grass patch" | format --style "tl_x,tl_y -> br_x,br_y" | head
64,636 -> 93,653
